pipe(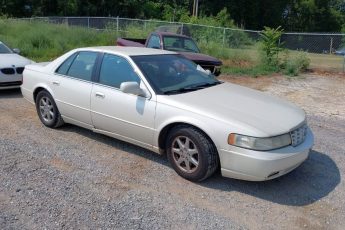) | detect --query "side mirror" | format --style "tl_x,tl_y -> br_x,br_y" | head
120,81 -> 147,97
12,48 -> 21,54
